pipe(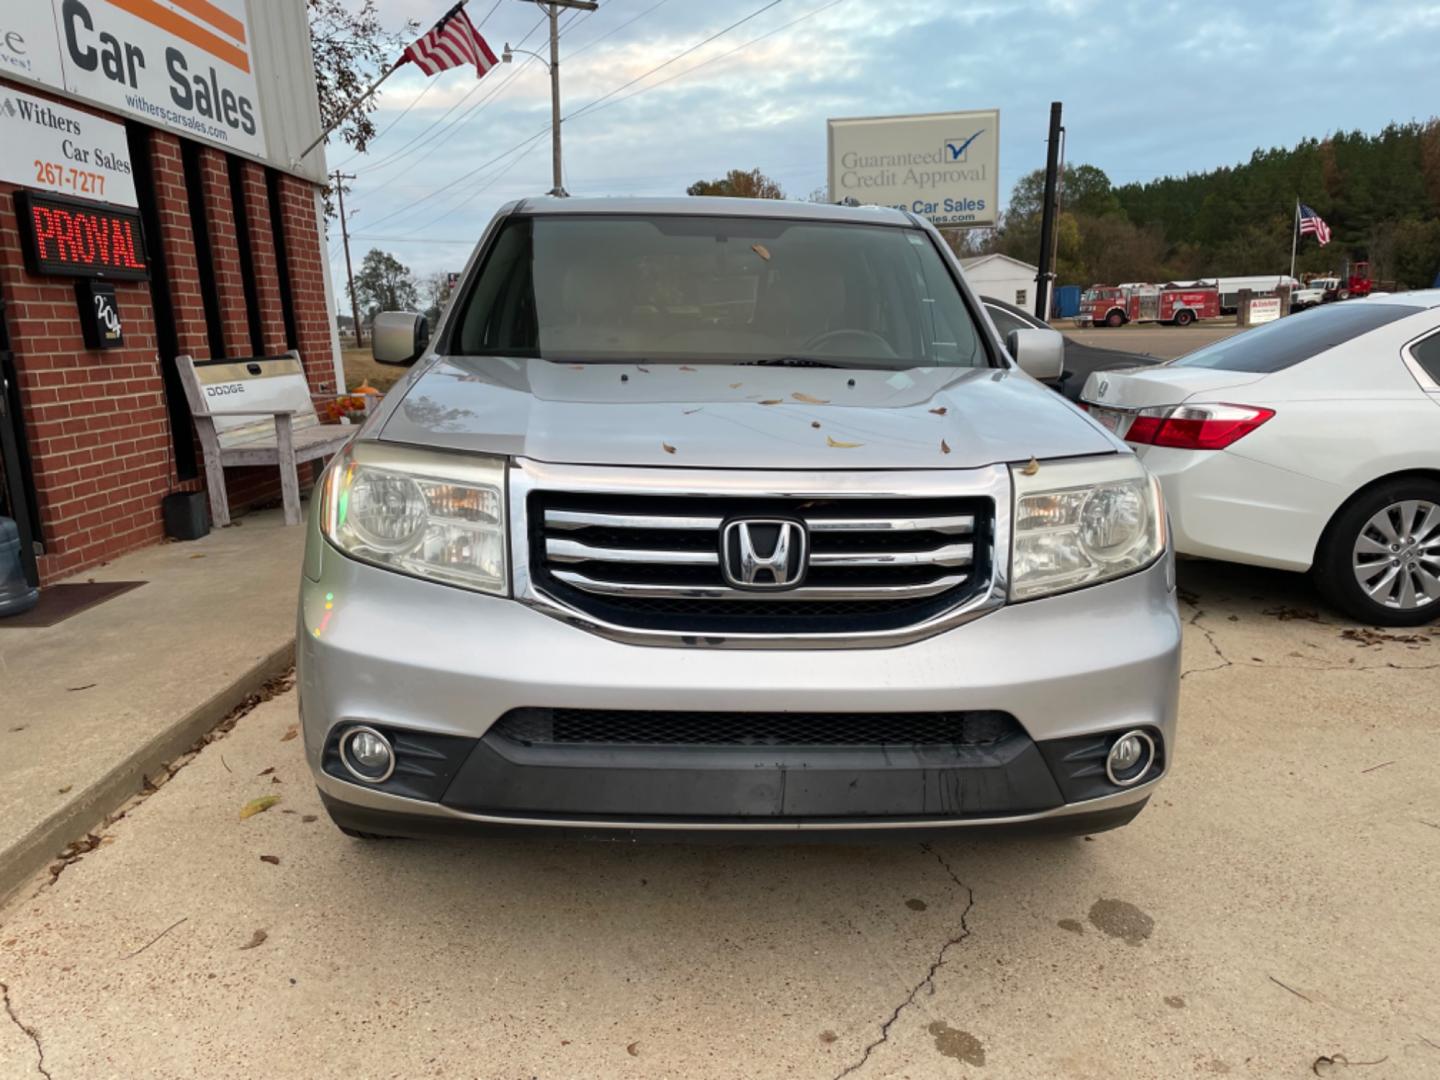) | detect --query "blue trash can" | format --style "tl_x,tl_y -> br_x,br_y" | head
0,516 -> 39,618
